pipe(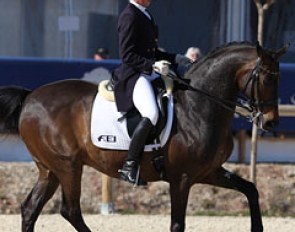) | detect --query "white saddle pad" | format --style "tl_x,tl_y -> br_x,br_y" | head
90,94 -> 174,151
